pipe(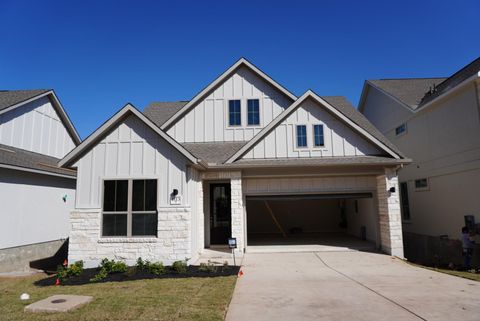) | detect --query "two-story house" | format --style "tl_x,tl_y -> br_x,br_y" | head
60,58 -> 410,267
0,90 -> 80,272
359,57 -> 480,266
